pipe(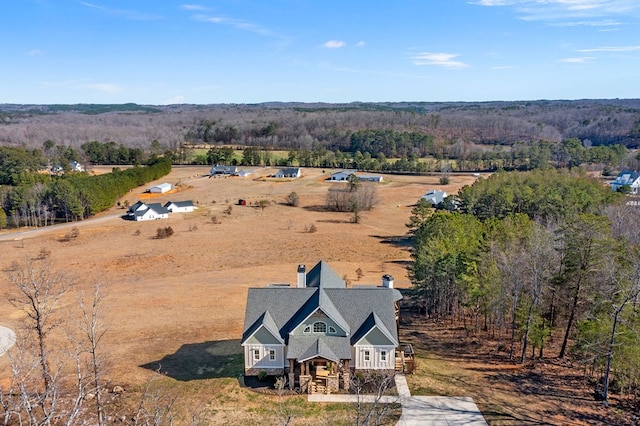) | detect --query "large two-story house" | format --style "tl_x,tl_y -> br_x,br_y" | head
241,261 -> 402,393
